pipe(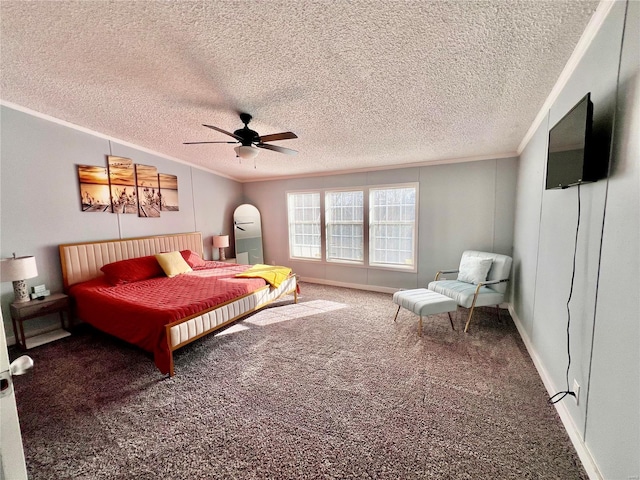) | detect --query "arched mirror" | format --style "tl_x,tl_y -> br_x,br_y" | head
233,204 -> 264,265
